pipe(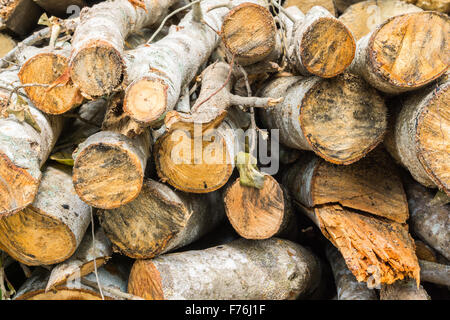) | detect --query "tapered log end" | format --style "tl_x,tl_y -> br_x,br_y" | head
155,130 -> 233,193
73,143 -> 144,209
300,73 -> 387,164
300,18 -> 355,77
0,152 -> 39,217
128,260 -> 164,300
224,176 -> 286,239
221,3 -> 277,66
0,207 -> 77,266
124,77 -> 168,126
70,42 -> 124,97
369,11 -> 449,92
18,52 -> 84,114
